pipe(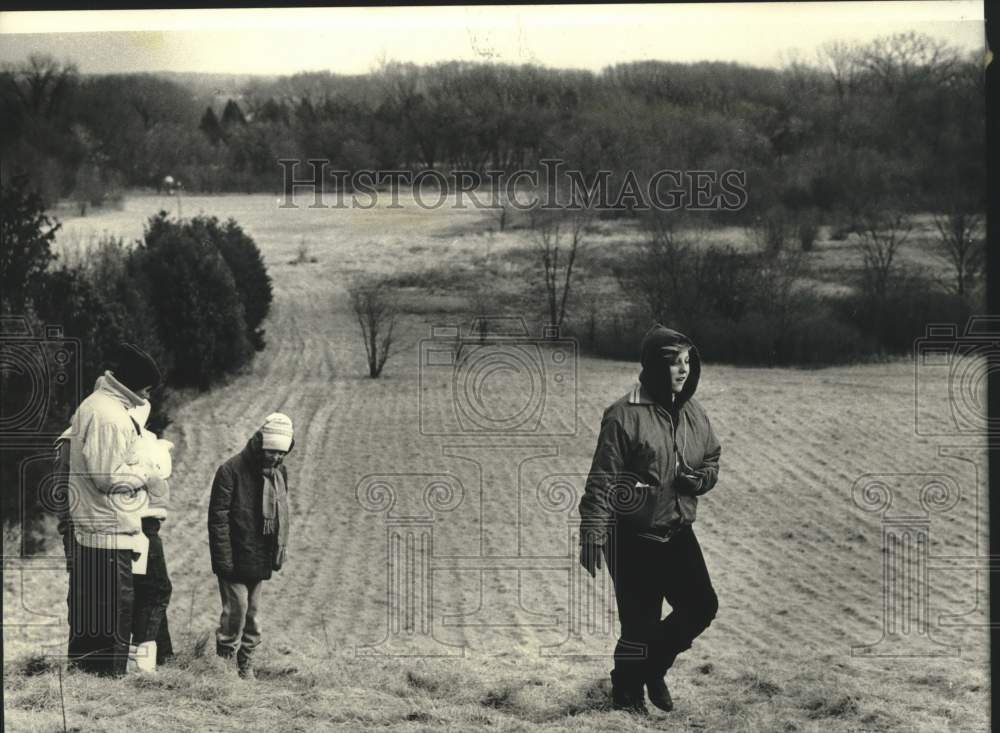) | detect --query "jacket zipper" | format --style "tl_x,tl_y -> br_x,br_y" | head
655,405 -> 685,519
667,410 -> 684,517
